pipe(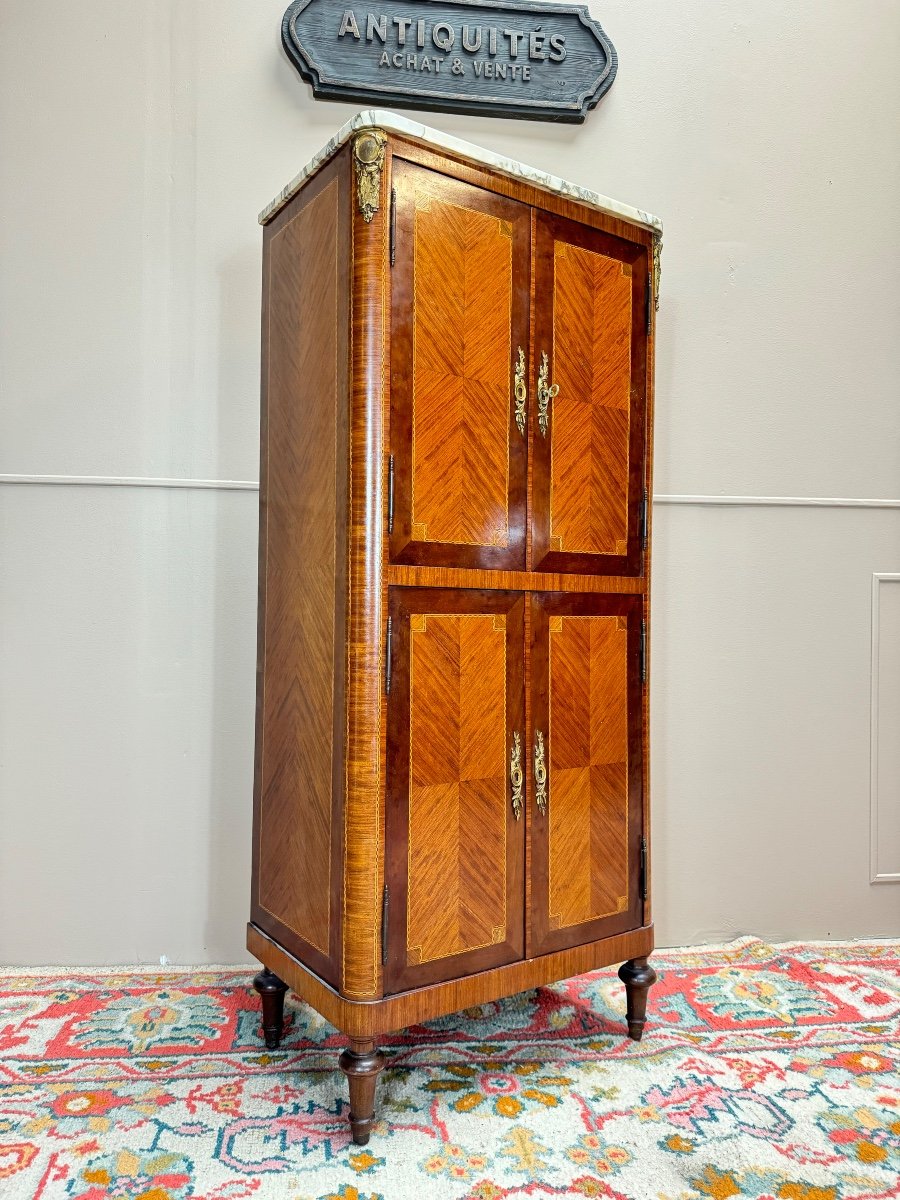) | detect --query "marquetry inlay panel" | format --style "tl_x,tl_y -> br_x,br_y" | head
257,179 -> 341,961
550,242 -> 632,555
548,614 -> 630,930
407,612 -> 509,964
411,194 -> 513,549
